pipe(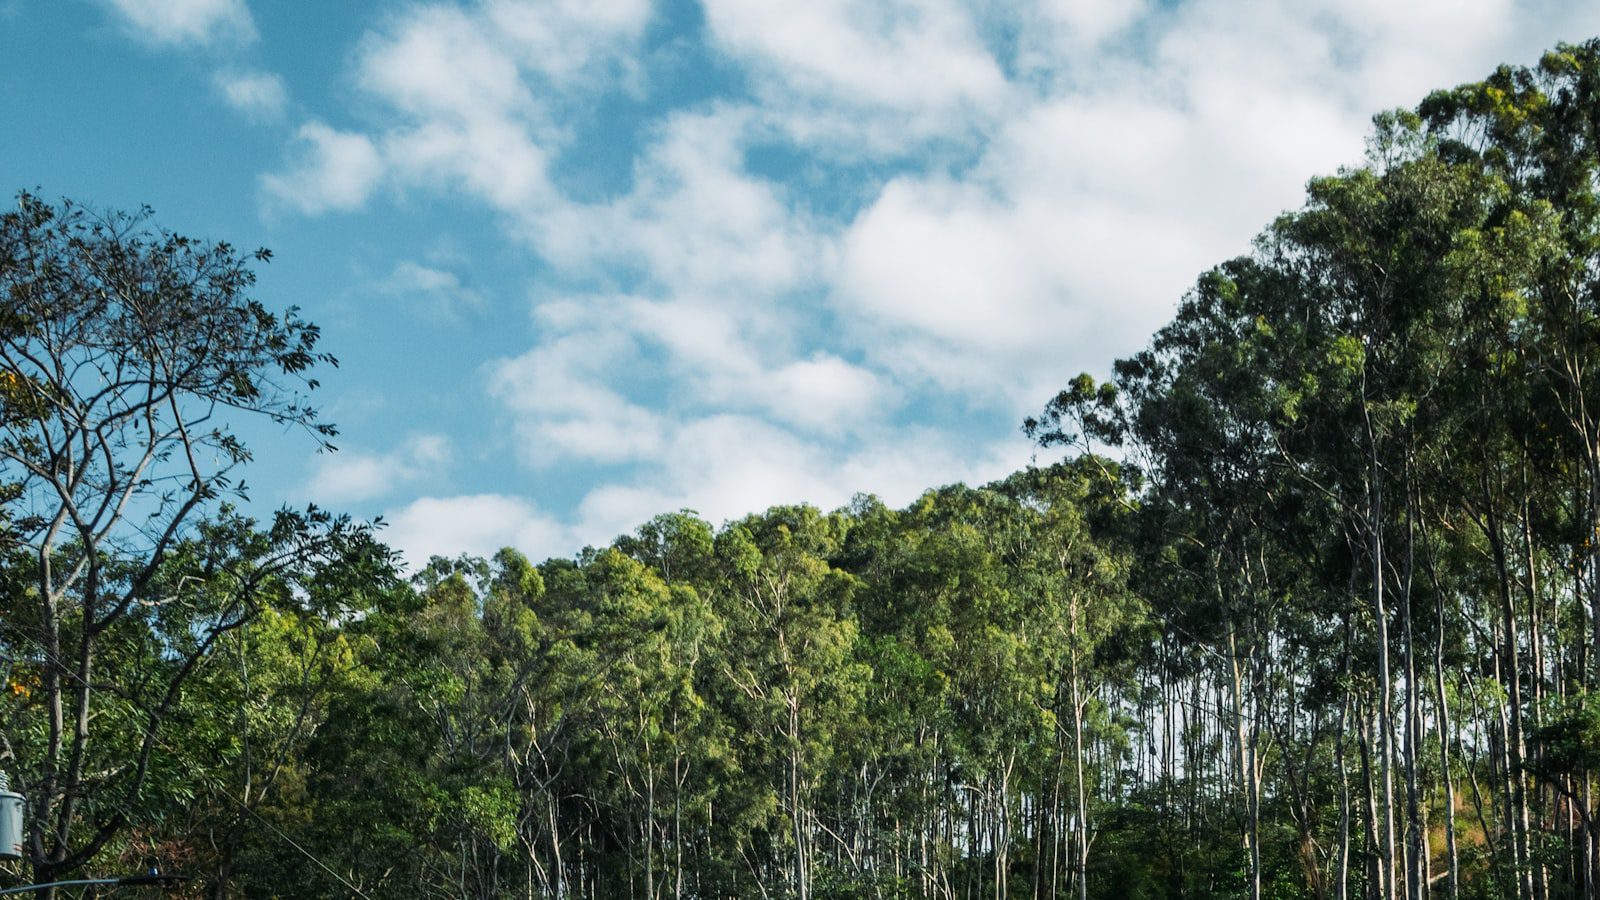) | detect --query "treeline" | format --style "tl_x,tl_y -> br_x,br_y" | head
10,37 -> 1600,900
1,462 -> 1158,899
182,470 -> 1144,899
